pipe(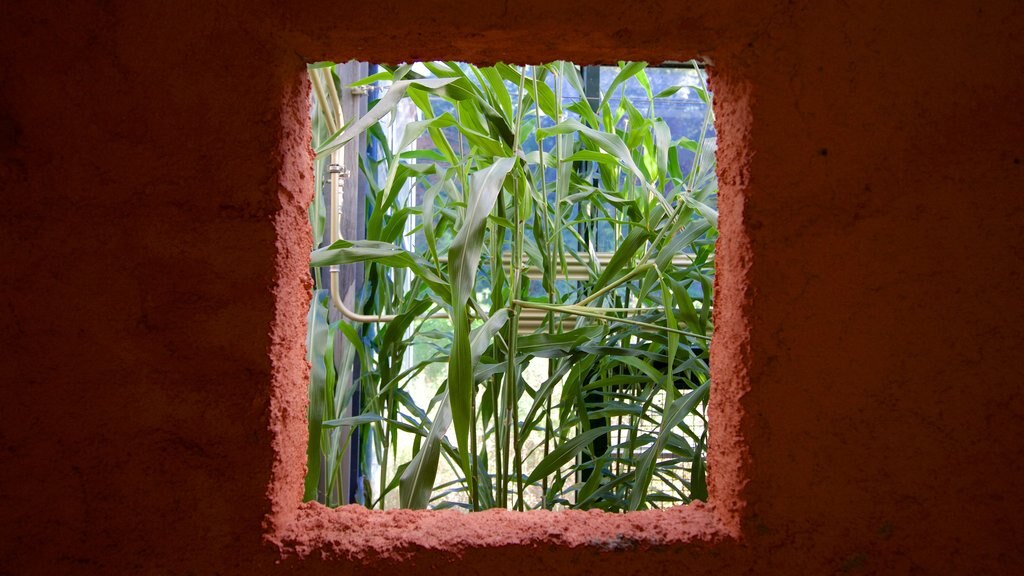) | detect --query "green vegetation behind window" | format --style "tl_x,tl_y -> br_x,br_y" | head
306,61 -> 716,512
